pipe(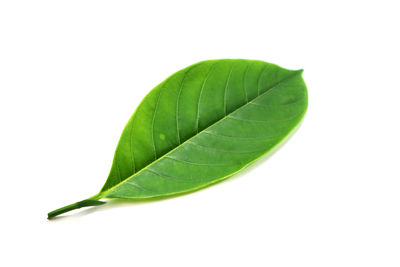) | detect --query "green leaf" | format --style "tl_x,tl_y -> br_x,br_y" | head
48,59 -> 308,219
